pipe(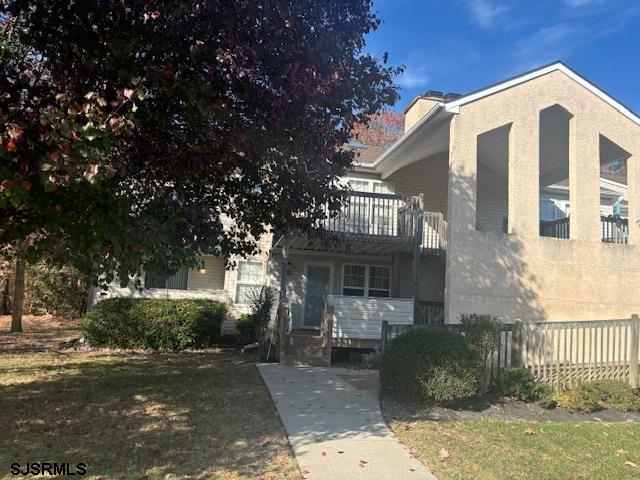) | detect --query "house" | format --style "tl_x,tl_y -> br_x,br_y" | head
95,62 -> 640,357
